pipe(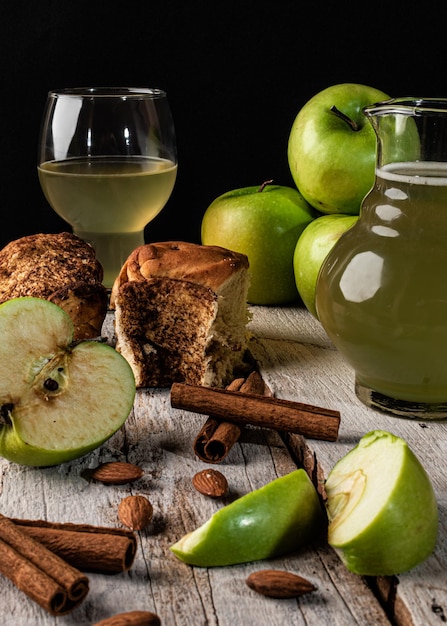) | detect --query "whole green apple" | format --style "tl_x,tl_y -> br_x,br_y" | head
288,83 -> 390,215
325,430 -> 438,576
201,182 -> 317,305
294,214 -> 358,318
0,297 -> 135,466
171,468 -> 325,567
